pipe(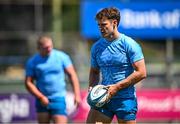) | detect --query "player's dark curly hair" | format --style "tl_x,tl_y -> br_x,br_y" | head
95,7 -> 121,26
